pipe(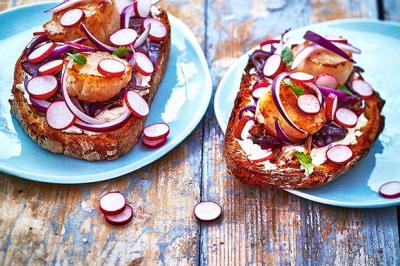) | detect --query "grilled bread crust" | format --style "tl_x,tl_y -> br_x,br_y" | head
224,62 -> 385,189
9,11 -> 170,161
